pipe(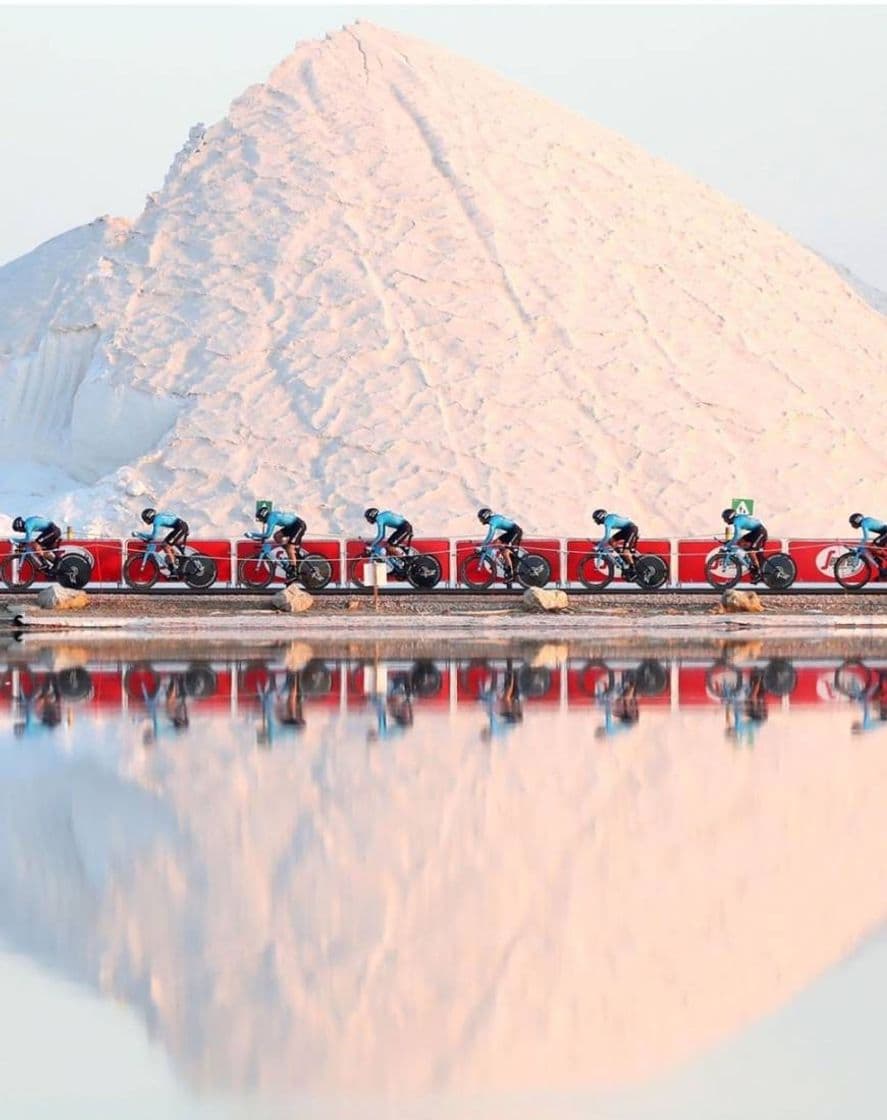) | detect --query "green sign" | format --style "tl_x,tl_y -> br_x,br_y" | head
731,497 -> 755,516
255,500 -> 273,519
